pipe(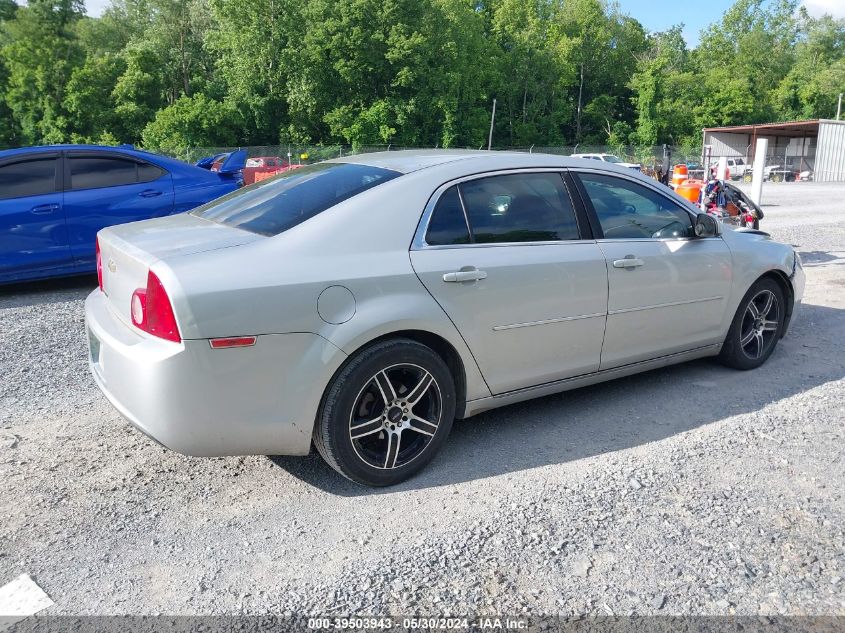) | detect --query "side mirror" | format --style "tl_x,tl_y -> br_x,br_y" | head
694,212 -> 720,238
